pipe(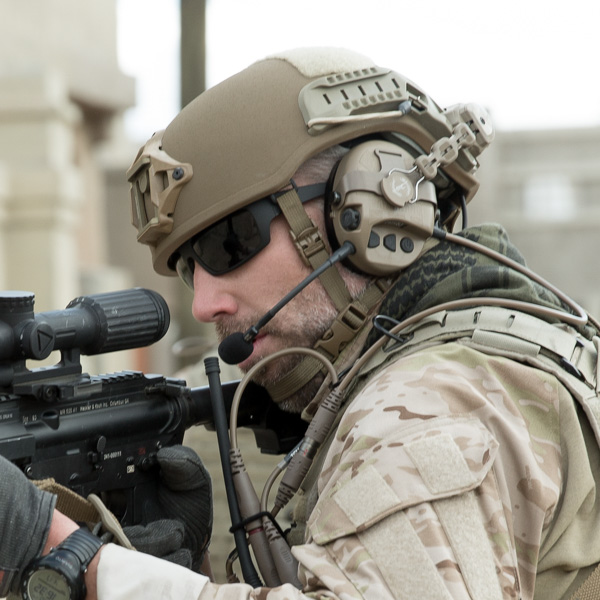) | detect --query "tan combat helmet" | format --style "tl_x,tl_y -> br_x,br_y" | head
127,47 -> 493,278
